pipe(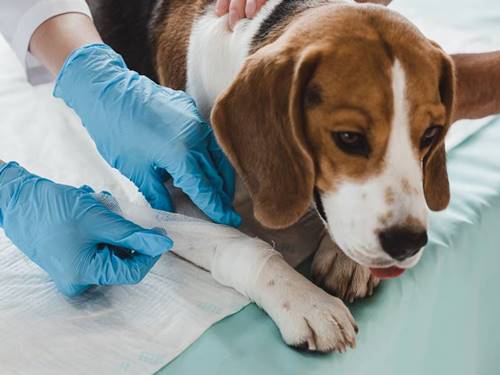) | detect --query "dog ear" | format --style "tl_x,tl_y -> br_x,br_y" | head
211,44 -> 321,229
423,43 -> 456,211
